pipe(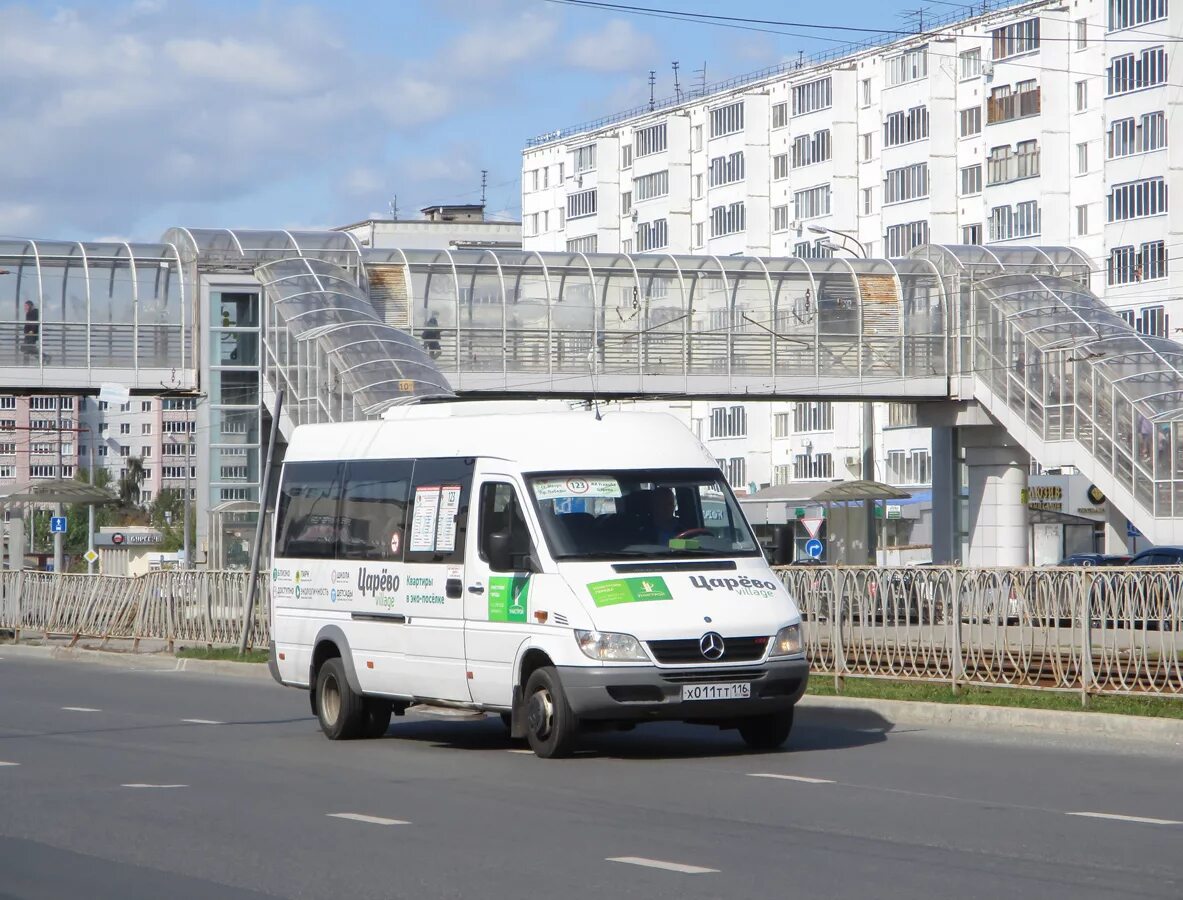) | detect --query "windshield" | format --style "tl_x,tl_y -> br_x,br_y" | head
526,468 -> 761,560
